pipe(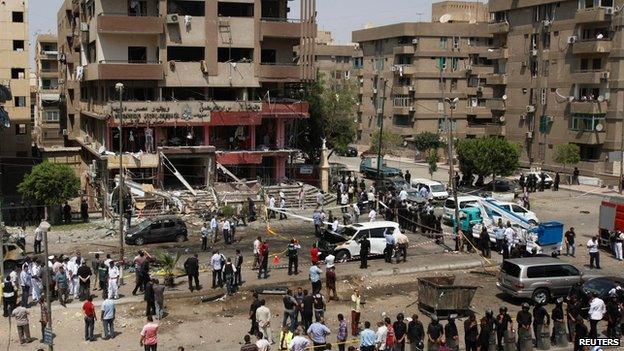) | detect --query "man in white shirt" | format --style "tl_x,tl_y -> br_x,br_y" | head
352,203 -> 360,223
289,327 -> 310,351
399,188 -> 408,202
279,197 -> 287,220
331,218 -> 339,232
66,258 -> 79,299
376,320 -> 388,350
503,223 -> 516,253
256,299 -> 273,344
316,191 -> 324,207
368,209 -> 377,222
222,218 -> 232,245
211,250 -> 224,288
587,236 -> 601,269
419,186 -> 429,199
256,332 -> 271,351
210,216 -> 218,244
16,225 -> 26,251
268,195 -> 276,219
253,236 -> 261,270
107,261 -> 120,299
34,226 -> 43,254
340,193 -> 349,213
588,292 -> 606,338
